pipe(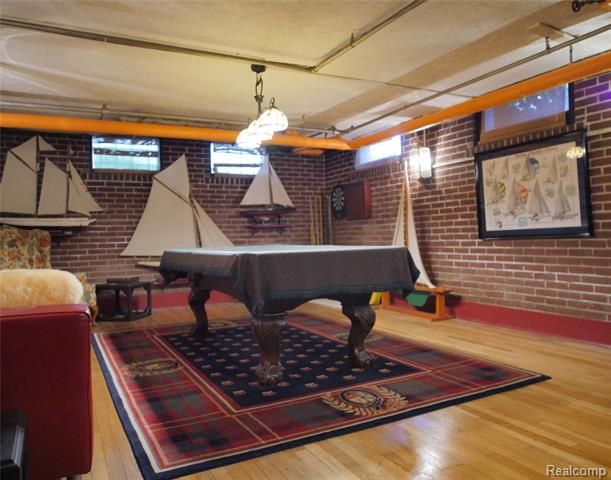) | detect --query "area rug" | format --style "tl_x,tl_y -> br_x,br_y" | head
93,312 -> 549,480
